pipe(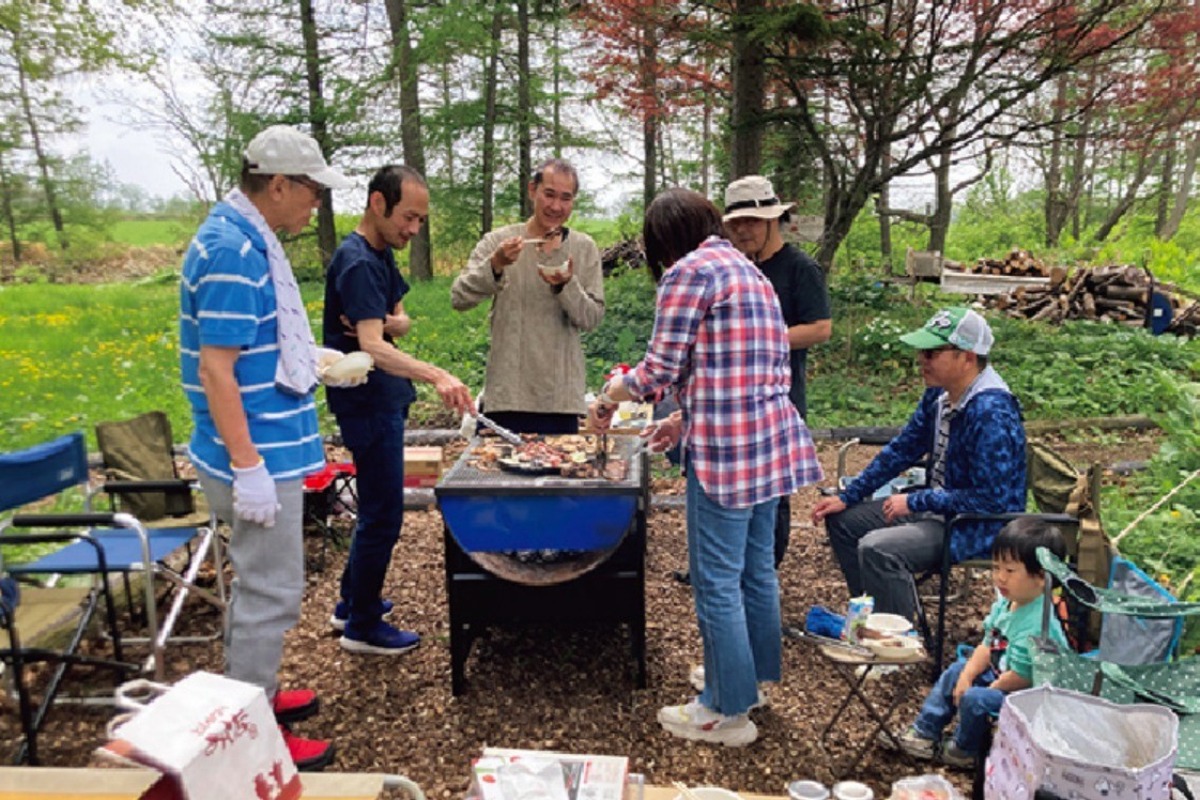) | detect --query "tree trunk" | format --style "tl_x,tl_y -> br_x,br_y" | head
1159,130 -> 1200,242
640,16 -> 658,210
480,2 -> 504,235
384,0 -> 431,280
729,0 -> 765,178
1093,149 -> 1161,242
1155,135 -> 1175,237
441,60 -> 455,188
928,143 -> 952,254
551,11 -> 563,158
1044,77 -> 1068,247
297,0 -> 337,266
15,40 -> 67,251
878,151 -> 893,271
0,153 -> 21,265
1067,80 -> 1094,242
517,0 -> 532,217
